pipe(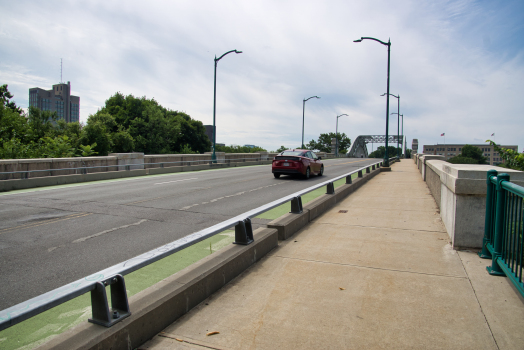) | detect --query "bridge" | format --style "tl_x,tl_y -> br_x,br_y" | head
347,134 -> 406,158
0,155 -> 522,349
